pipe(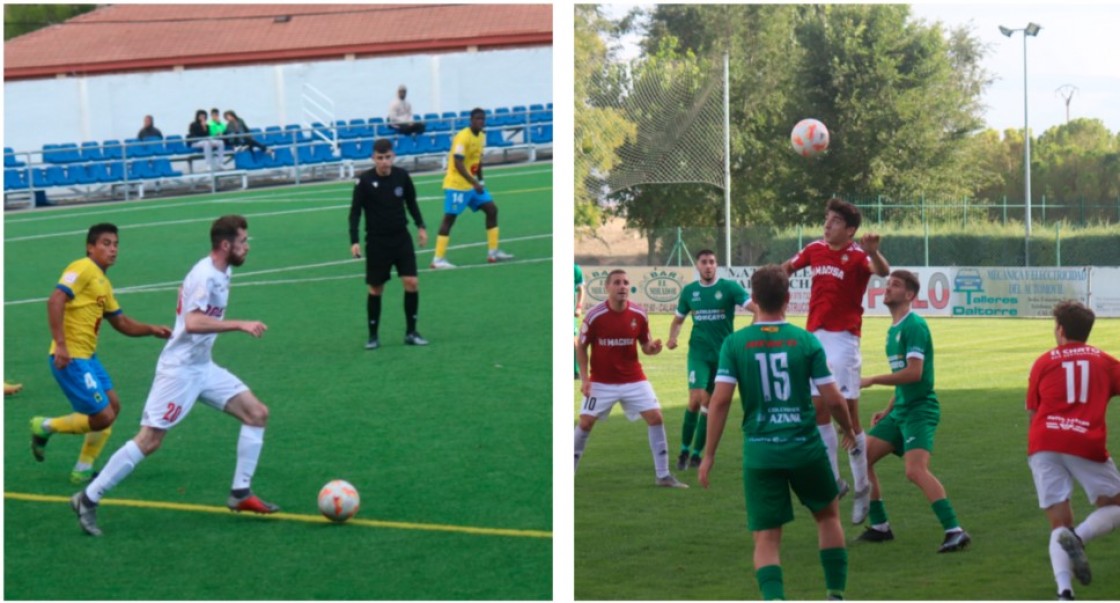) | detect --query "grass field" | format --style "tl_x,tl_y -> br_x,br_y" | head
575,313 -> 1120,600
4,163 -> 552,600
